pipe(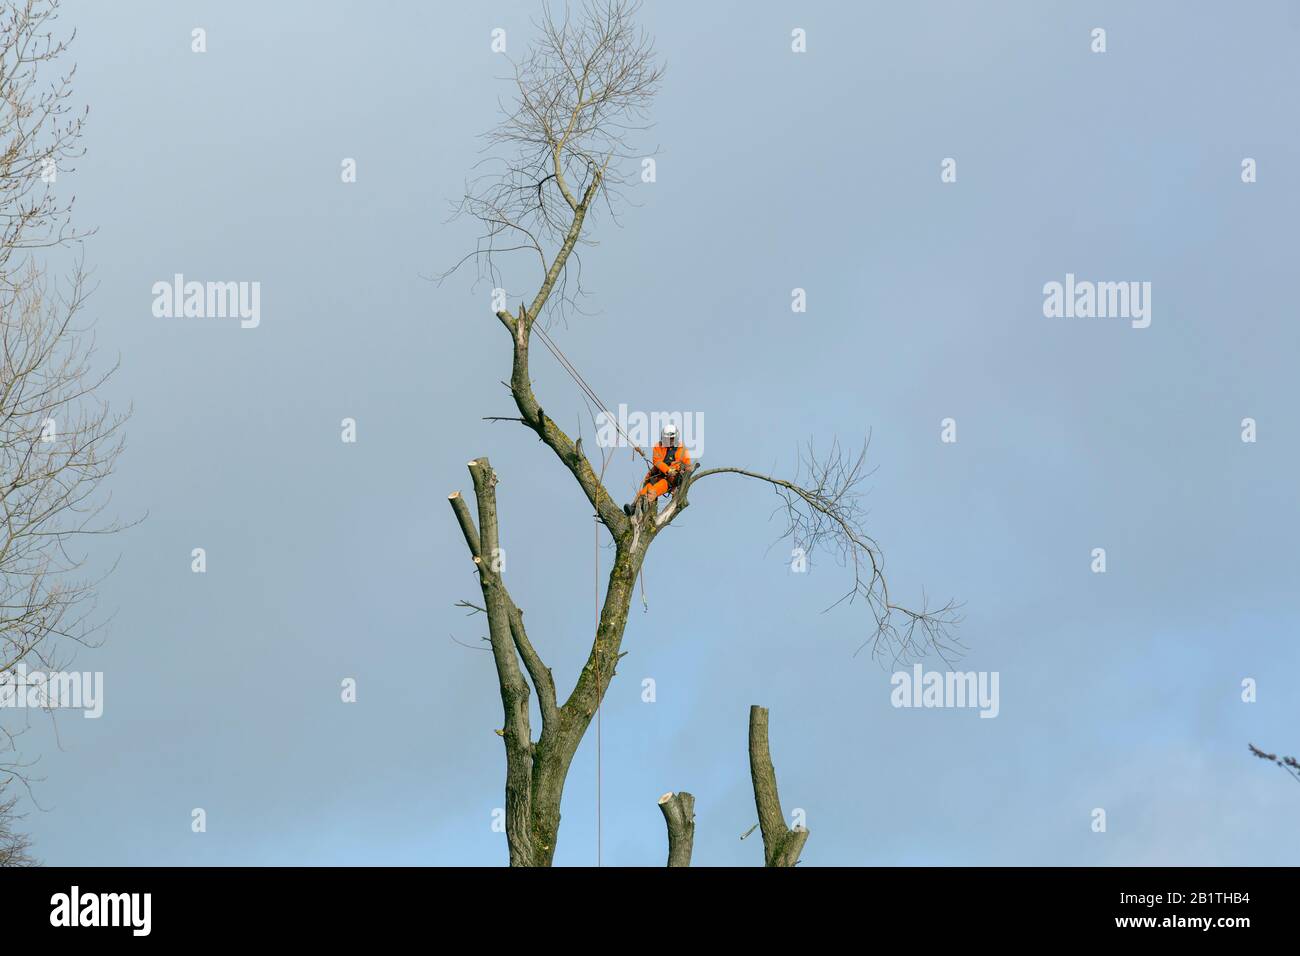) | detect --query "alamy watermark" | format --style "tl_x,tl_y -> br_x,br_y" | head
50,886 -> 150,936
152,274 -> 261,328
595,404 -> 704,457
1042,273 -> 1151,329
0,663 -> 103,718
890,664 -> 999,718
